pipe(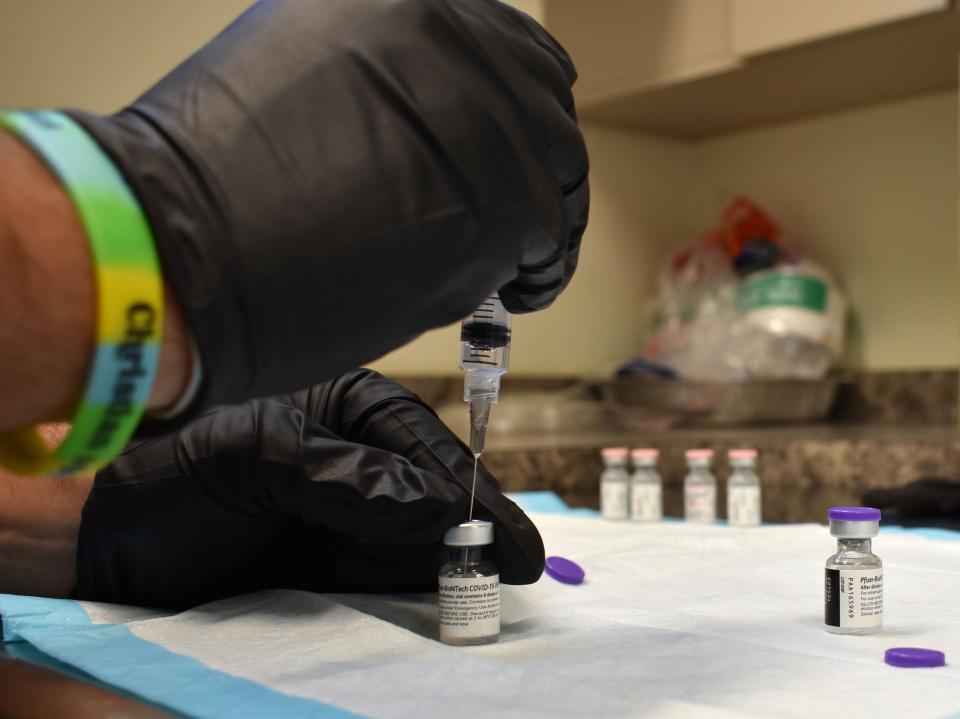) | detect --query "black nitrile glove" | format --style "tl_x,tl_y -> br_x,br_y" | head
75,370 -> 544,610
66,0 -> 589,420
863,479 -> 960,522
